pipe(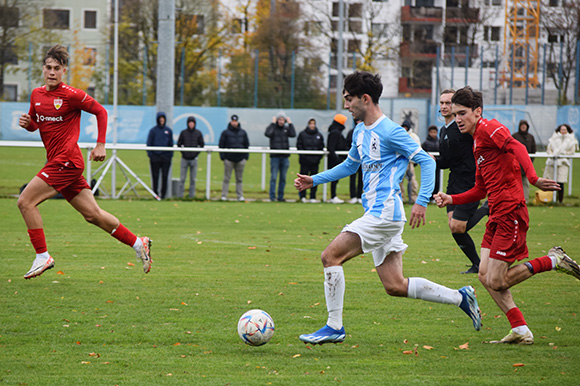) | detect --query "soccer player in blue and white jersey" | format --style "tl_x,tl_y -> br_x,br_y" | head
294,71 -> 482,345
